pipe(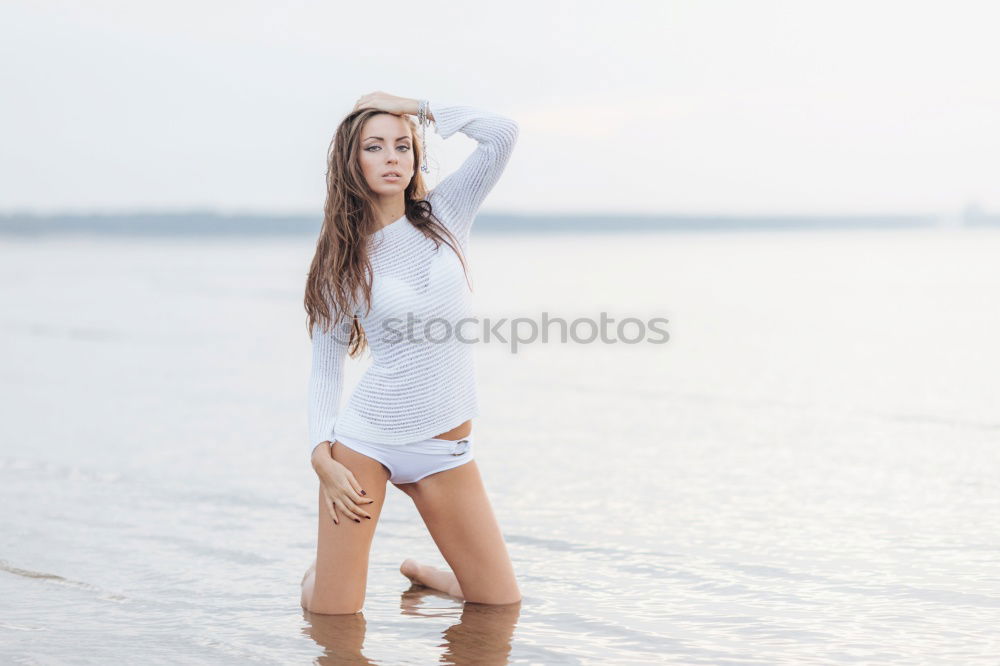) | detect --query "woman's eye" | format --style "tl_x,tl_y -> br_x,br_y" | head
398,145 -> 410,152
365,145 -> 380,152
